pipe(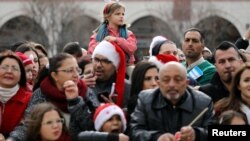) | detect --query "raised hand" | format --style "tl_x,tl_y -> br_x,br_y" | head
64,80 -> 78,100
